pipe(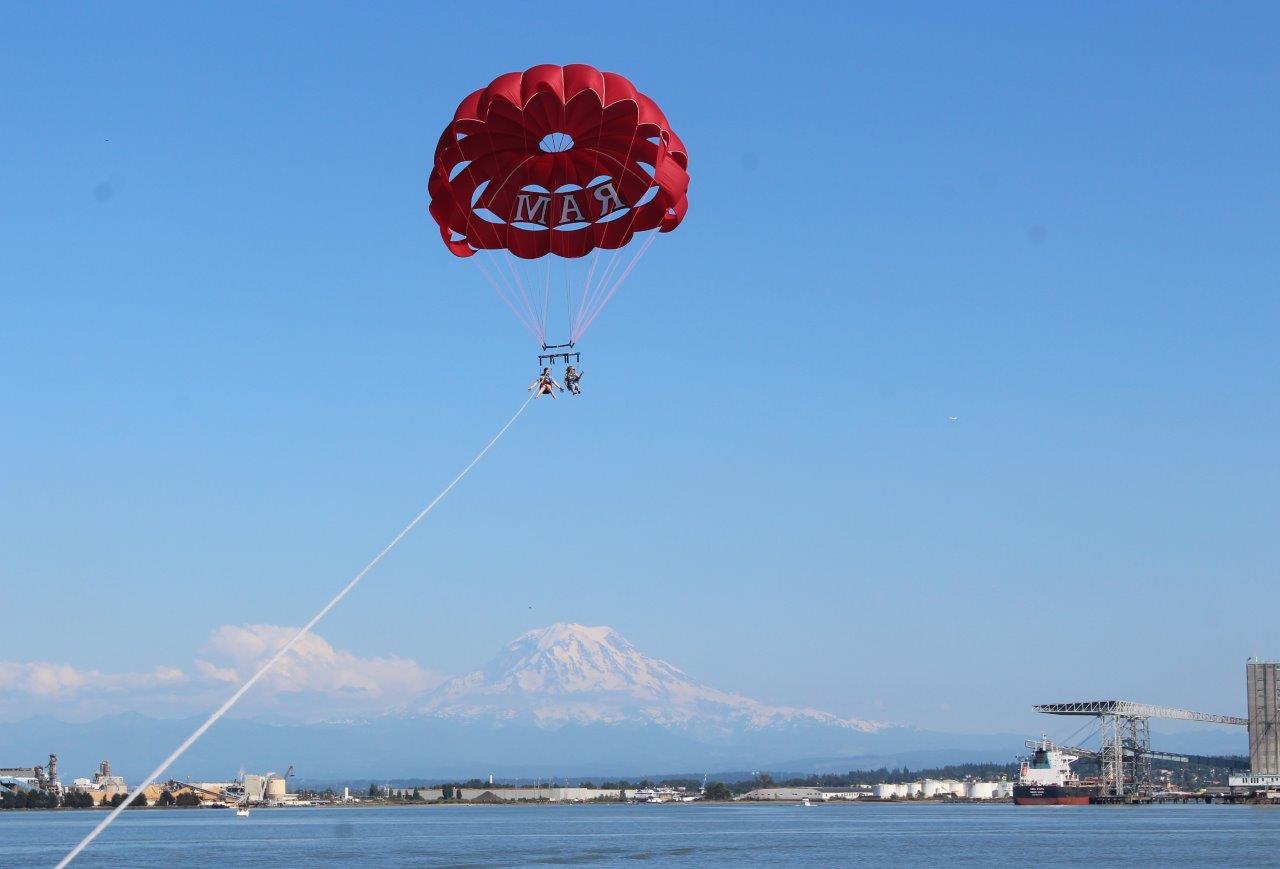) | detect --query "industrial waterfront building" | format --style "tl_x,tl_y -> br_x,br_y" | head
1230,659 -> 1280,795
1246,659 -> 1279,775
386,786 -> 636,802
